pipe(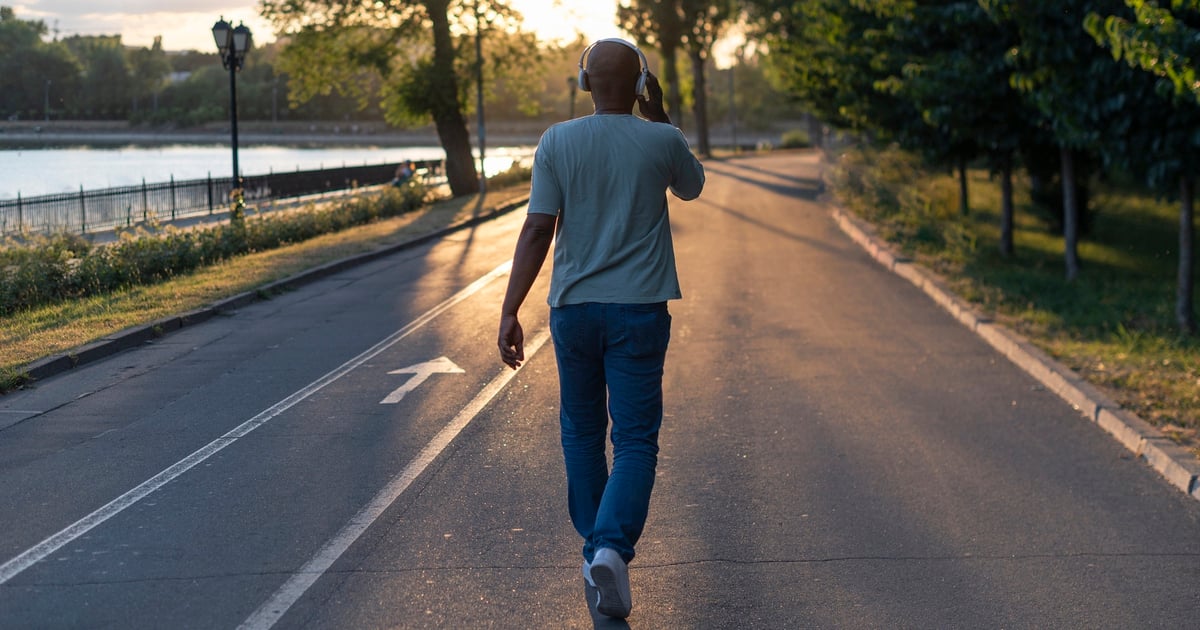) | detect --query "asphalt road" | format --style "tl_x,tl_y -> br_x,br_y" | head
1,151 -> 1198,629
